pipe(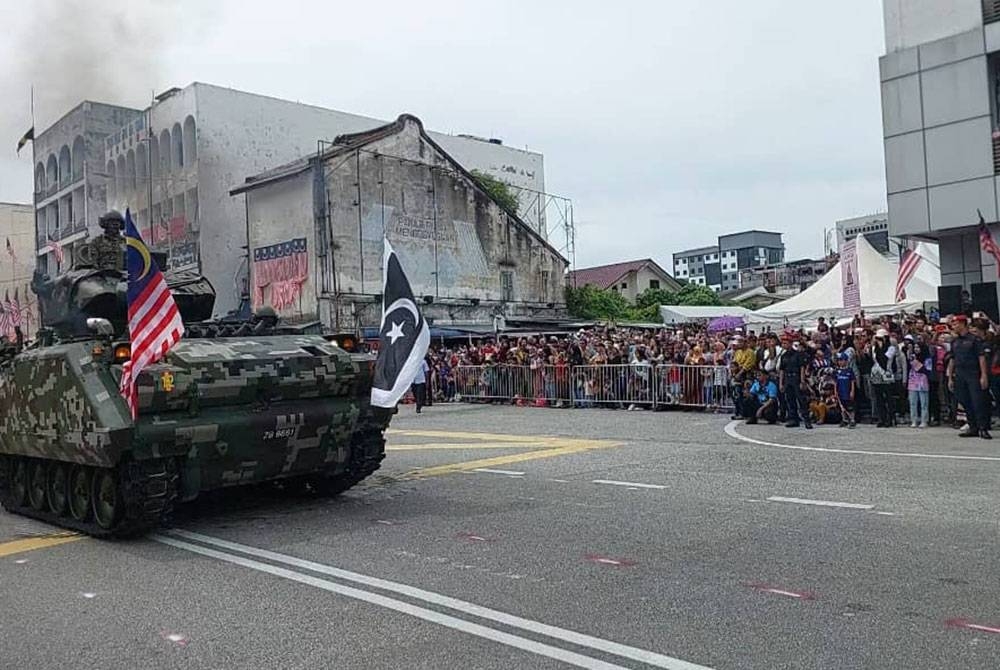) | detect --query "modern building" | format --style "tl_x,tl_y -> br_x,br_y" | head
0,202 -> 36,339
738,257 -> 835,297
568,258 -> 681,303
879,1 -> 1000,309
718,230 -> 784,291
32,83 -> 547,316
231,115 -> 567,330
673,231 -> 785,292
671,245 -> 720,289
836,212 -> 901,256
